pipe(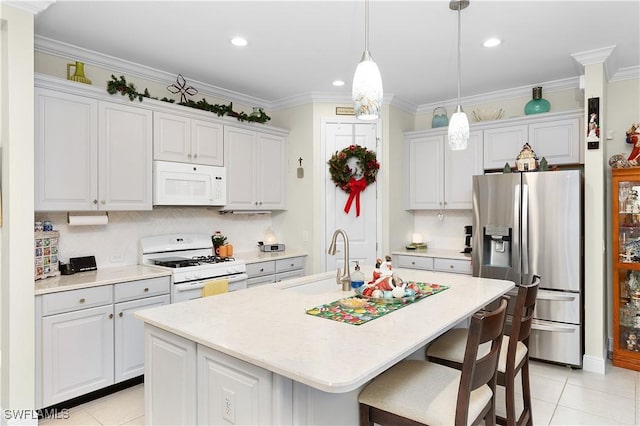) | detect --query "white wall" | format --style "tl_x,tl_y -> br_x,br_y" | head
0,3 -> 36,415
